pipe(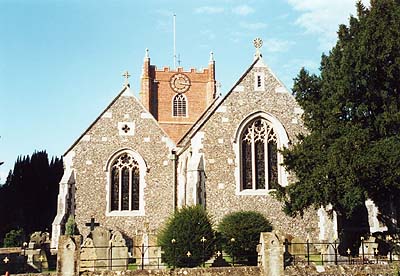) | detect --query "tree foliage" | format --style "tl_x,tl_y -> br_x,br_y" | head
3,229 -> 25,247
278,0 -> 400,229
157,205 -> 215,268
0,151 -> 63,246
218,211 -> 272,264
